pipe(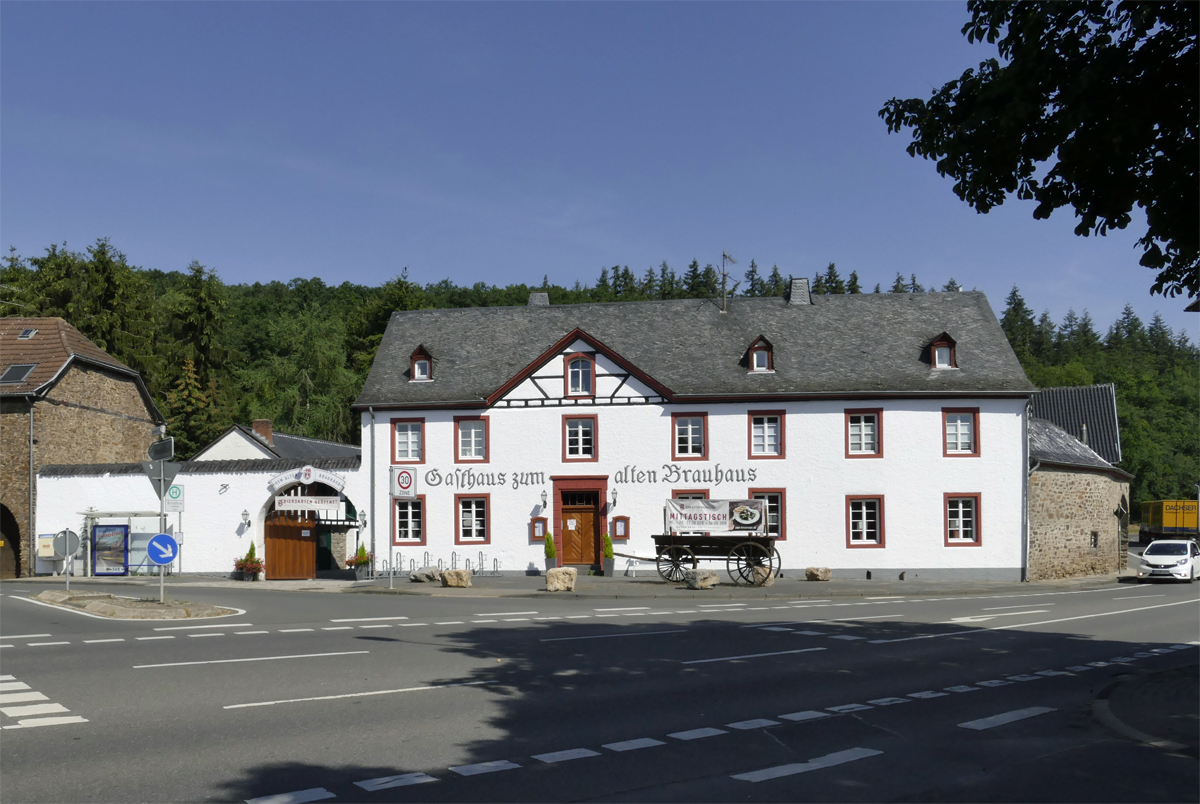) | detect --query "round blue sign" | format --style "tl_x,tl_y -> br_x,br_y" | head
146,534 -> 179,566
